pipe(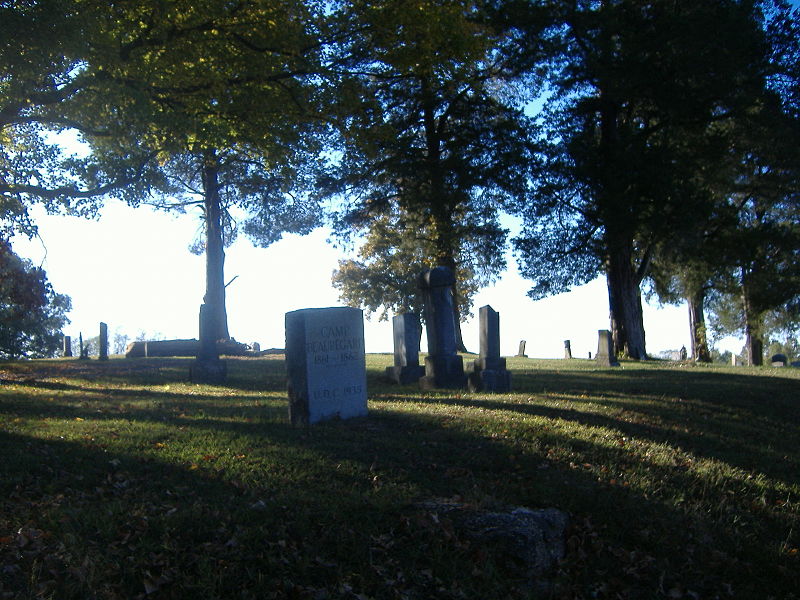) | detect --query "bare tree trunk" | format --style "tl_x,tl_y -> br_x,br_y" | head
201,150 -> 230,343
687,287 -> 711,362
